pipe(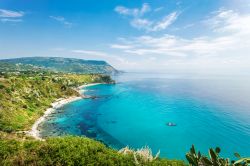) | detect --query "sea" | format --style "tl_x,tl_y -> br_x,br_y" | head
40,73 -> 250,159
